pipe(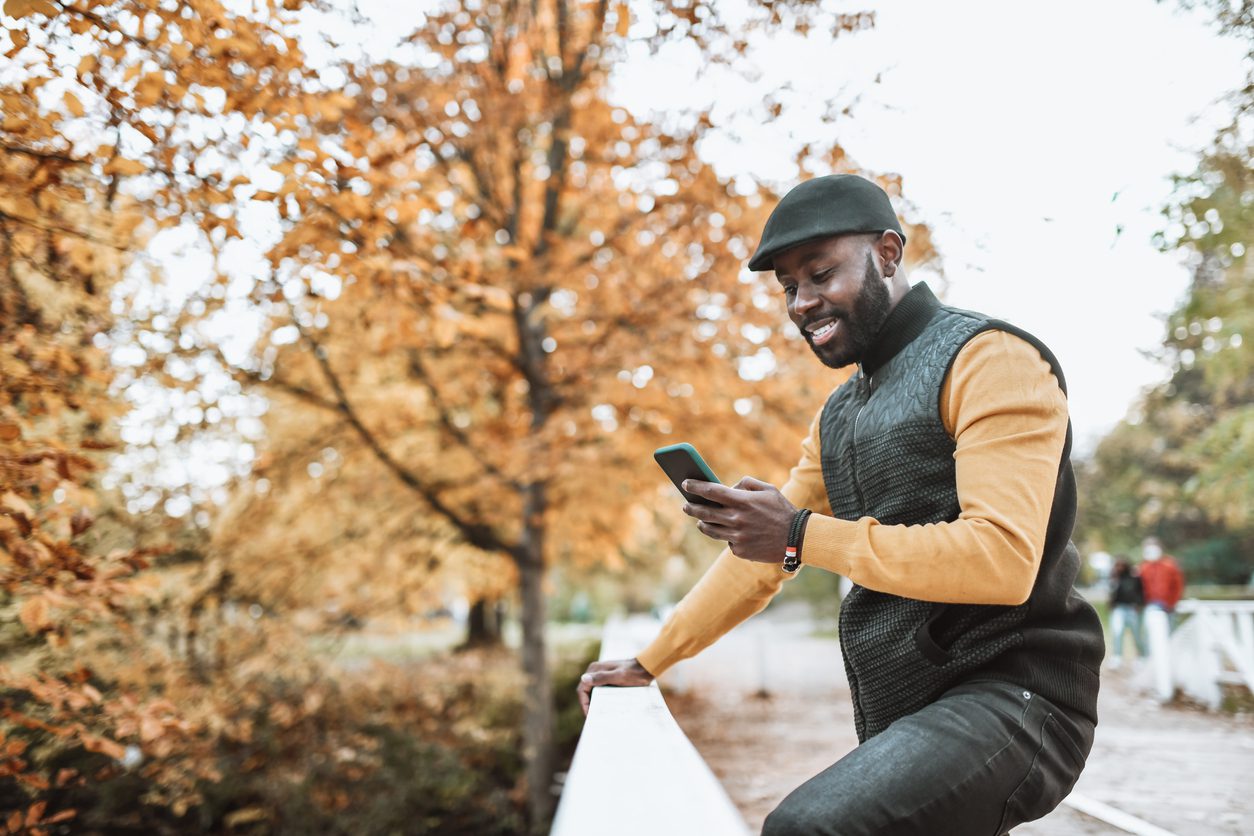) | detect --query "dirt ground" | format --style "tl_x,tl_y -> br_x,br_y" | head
660,607 -> 1254,835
